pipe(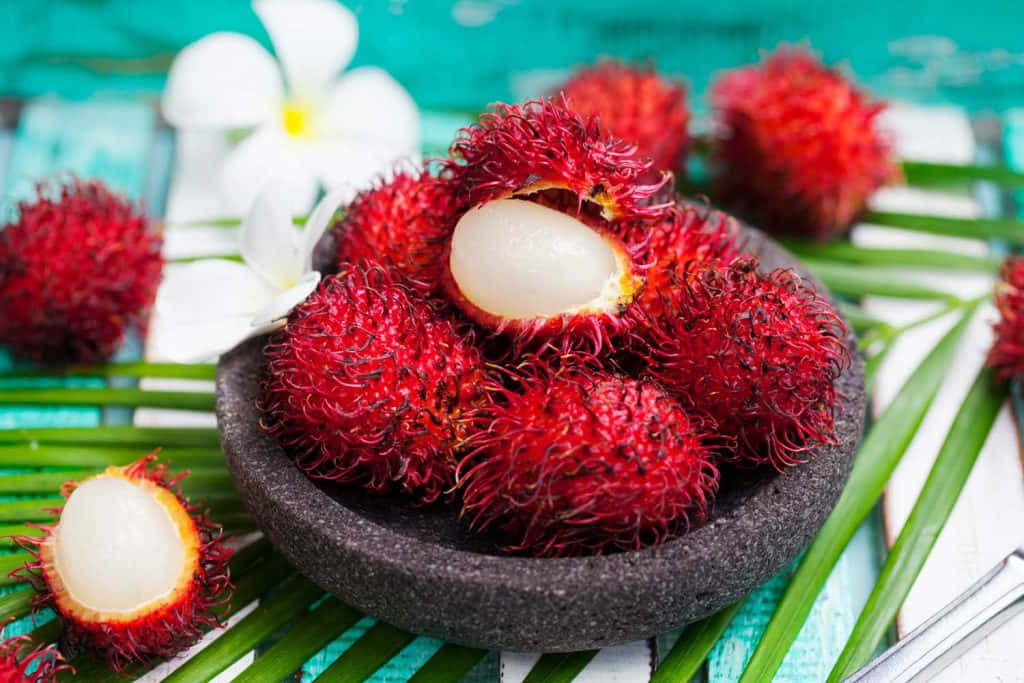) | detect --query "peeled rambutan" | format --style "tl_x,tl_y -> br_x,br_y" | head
459,360 -> 718,557
442,191 -> 647,354
260,260 -> 488,503
710,47 -> 896,241
15,455 -> 231,671
0,179 -> 163,365
0,622 -> 69,682
558,60 -> 689,172
440,100 -> 672,353
645,257 -> 849,468
987,256 -> 1024,381
336,168 -> 462,293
